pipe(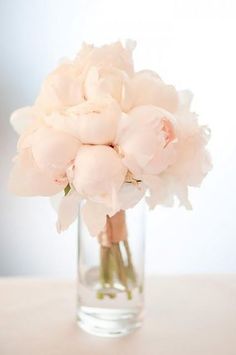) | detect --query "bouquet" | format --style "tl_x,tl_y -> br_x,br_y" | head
9,40 -> 211,299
